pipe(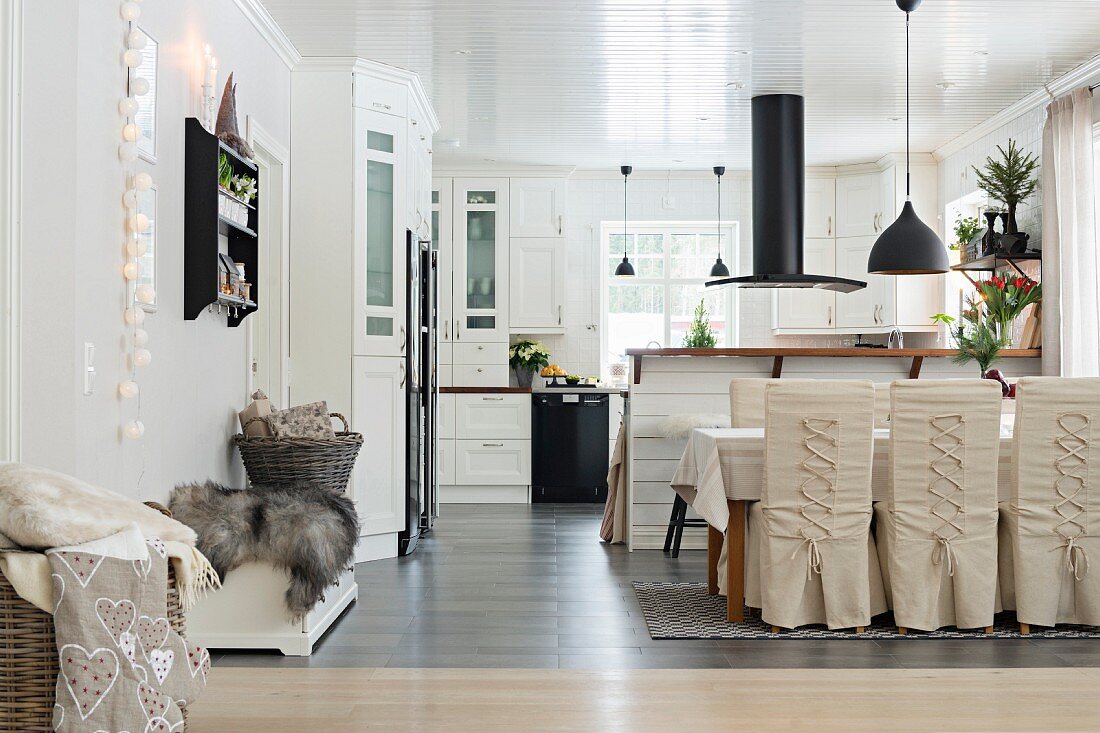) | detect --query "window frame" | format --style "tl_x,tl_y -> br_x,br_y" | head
599,220 -> 739,376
